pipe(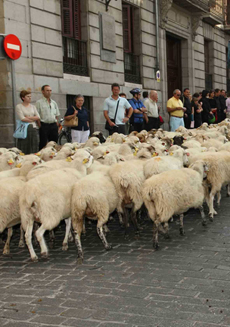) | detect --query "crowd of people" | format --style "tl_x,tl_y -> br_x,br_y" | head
15,83 -> 230,154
